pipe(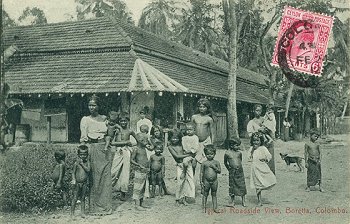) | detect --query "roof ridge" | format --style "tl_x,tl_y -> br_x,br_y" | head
4,17 -> 109,31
